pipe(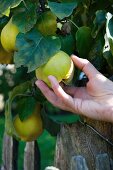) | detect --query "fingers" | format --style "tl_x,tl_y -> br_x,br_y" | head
48,76 -> 74,106
35,78 -> 75,112
71,55 -> 100,79
35,80 -> 57,106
